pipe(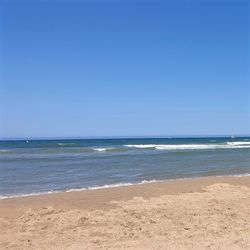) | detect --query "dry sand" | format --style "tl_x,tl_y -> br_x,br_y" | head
0,176 -> 250,250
